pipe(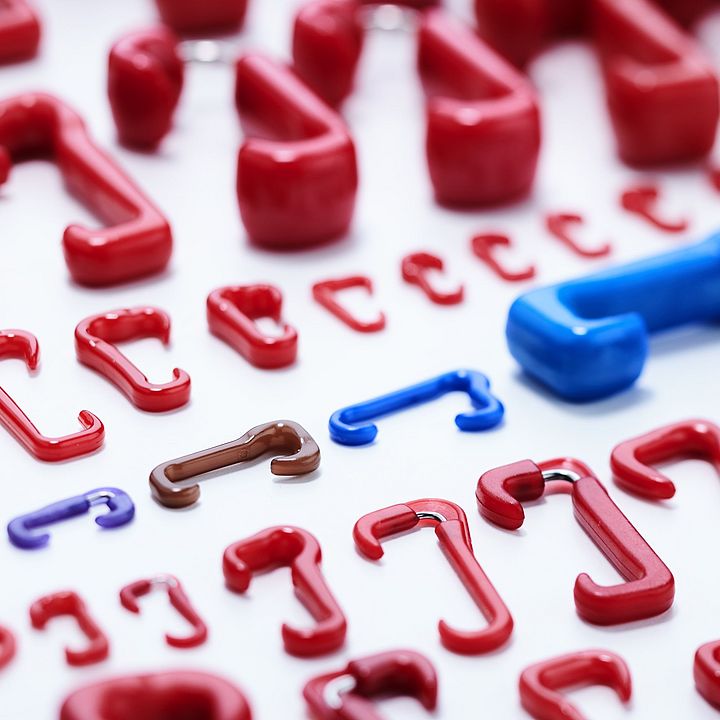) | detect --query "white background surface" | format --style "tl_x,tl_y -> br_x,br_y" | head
1,0 -> 720,717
